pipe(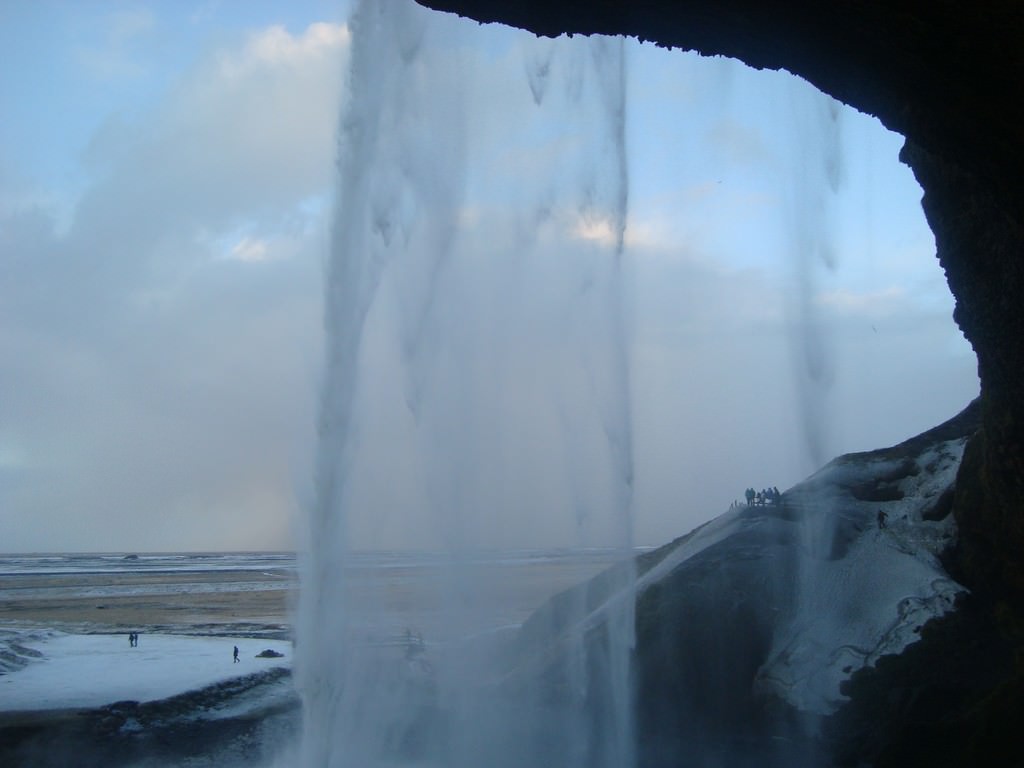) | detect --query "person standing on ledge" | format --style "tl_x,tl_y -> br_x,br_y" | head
233,645 -> 240,663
